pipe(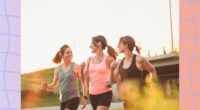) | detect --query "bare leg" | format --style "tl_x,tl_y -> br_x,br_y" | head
97,105 -> 109,110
